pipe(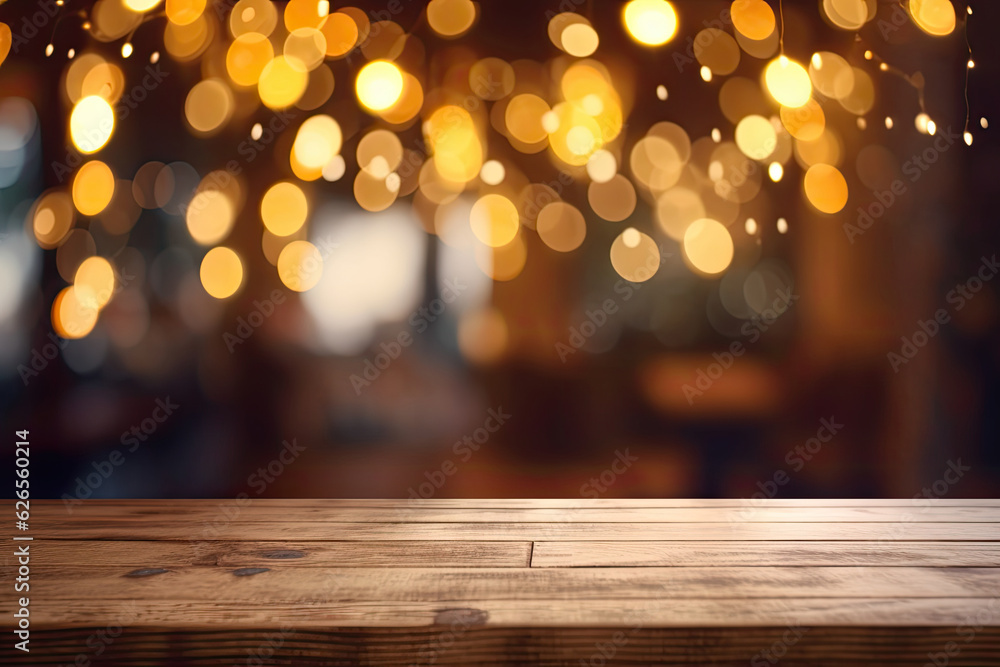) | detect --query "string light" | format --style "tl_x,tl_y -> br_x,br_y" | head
121,42 -> 133,58
885,116 -> 894,129
776,217 -> 788,234
45,44 -> 54,56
